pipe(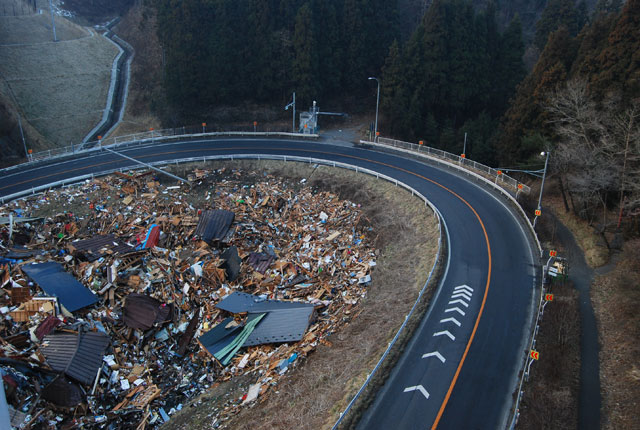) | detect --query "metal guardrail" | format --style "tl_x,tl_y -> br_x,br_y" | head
361,138 -> 544,429
0,129 -> 318,173
376,137 -> 532,194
